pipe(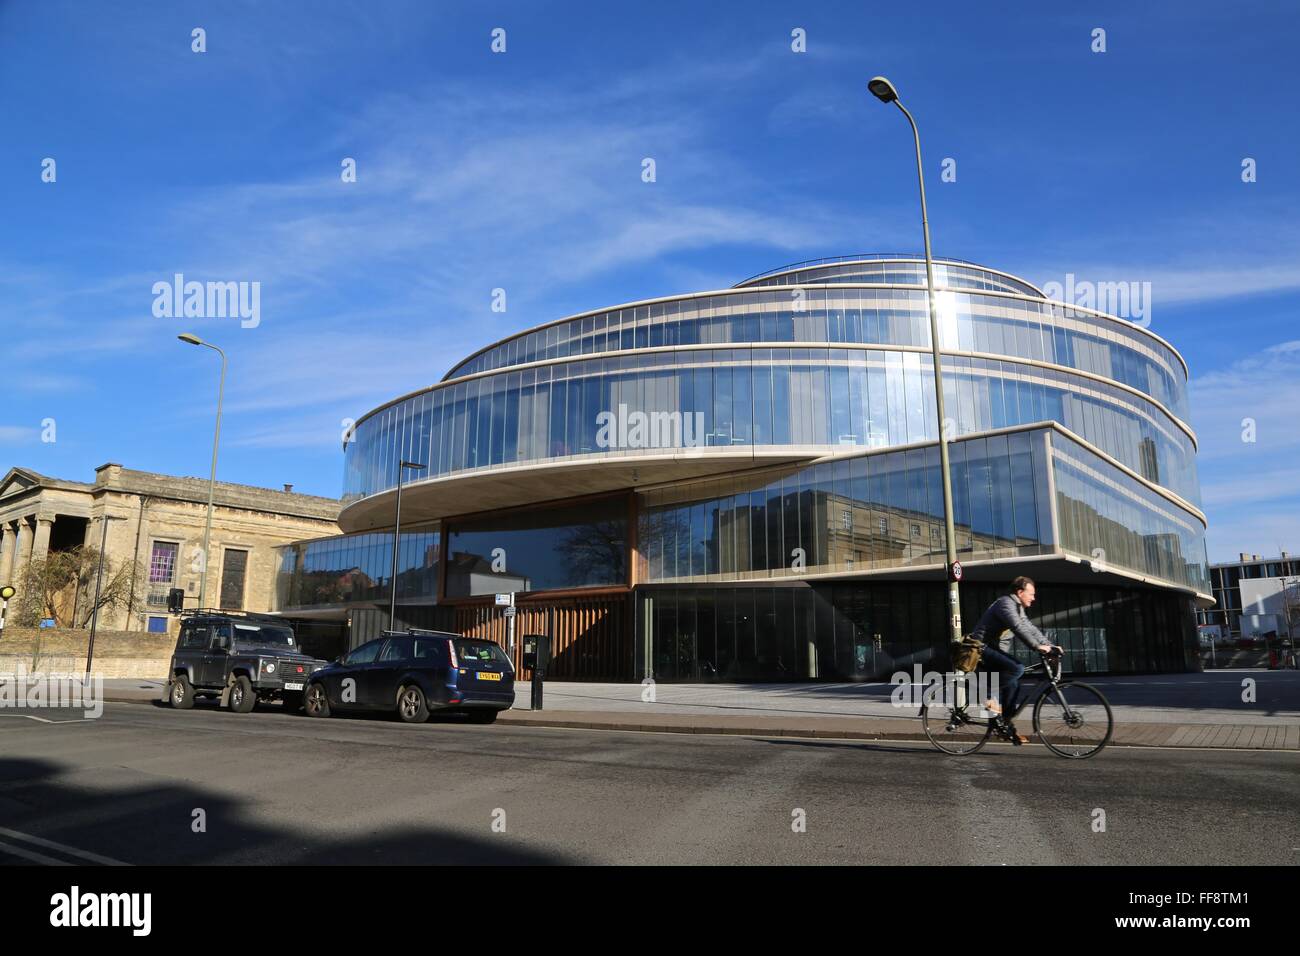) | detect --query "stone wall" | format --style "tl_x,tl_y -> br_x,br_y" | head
0,626 -> 174,679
